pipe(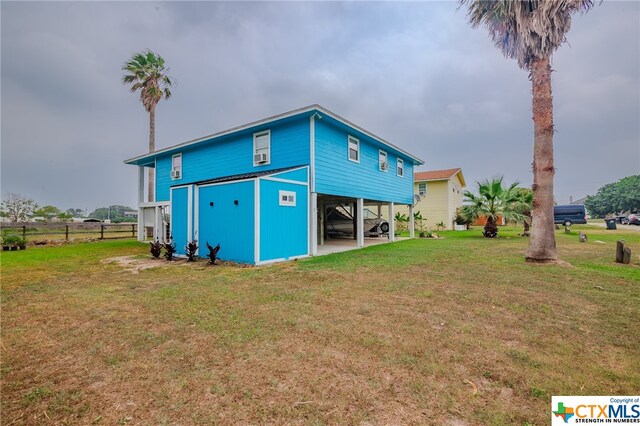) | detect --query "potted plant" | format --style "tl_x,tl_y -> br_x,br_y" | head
3,235 -> 20,251
17,236 -> 27,250
2,236 -> 9,251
